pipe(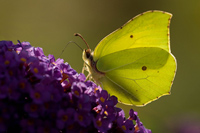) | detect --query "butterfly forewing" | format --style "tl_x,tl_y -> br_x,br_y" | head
93,11 -> 172,61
